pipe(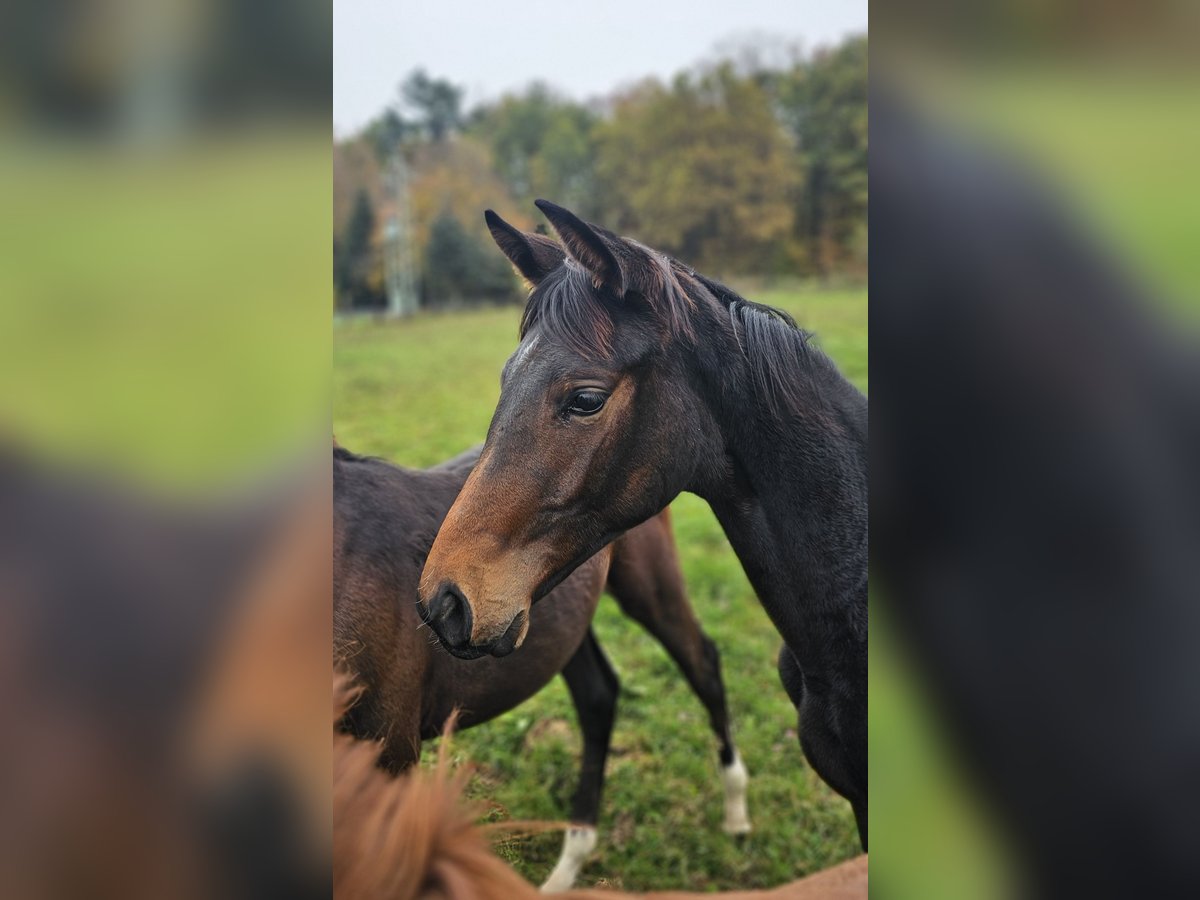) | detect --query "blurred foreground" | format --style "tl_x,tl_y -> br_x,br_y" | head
1,3 -> 331,898
872,5 -> 1200,897
0,451 -> 331,899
